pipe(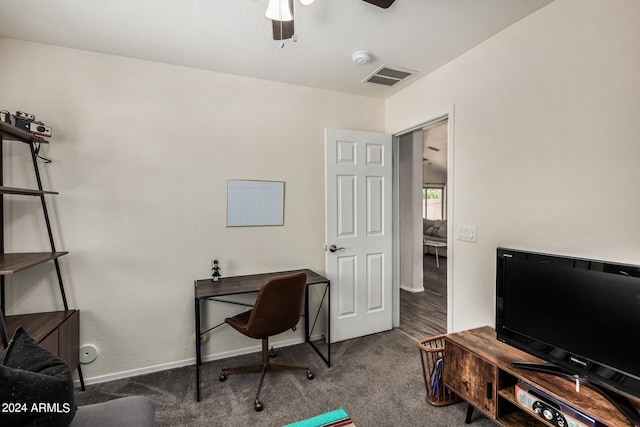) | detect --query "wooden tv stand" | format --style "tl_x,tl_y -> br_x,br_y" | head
443,326 -> 640,427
